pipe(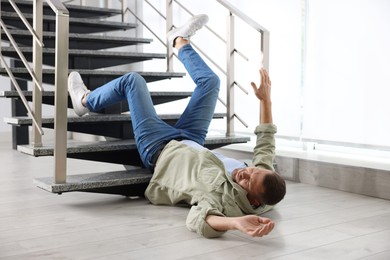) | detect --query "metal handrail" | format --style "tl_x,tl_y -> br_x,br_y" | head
0,20 -> 44,92
168,0 -> 269,134
0,55 -> 44,135
215,0 -> 270,135
174,0 -> 247,61
8,0 -> 44,47
174,0 -> 225,43
45,0 -> 69,184
1,0 -> 69,183
0,1 -> 45,136
125,7 -> 166,47
216,0 -> 270,69
122,0 -> 263,135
